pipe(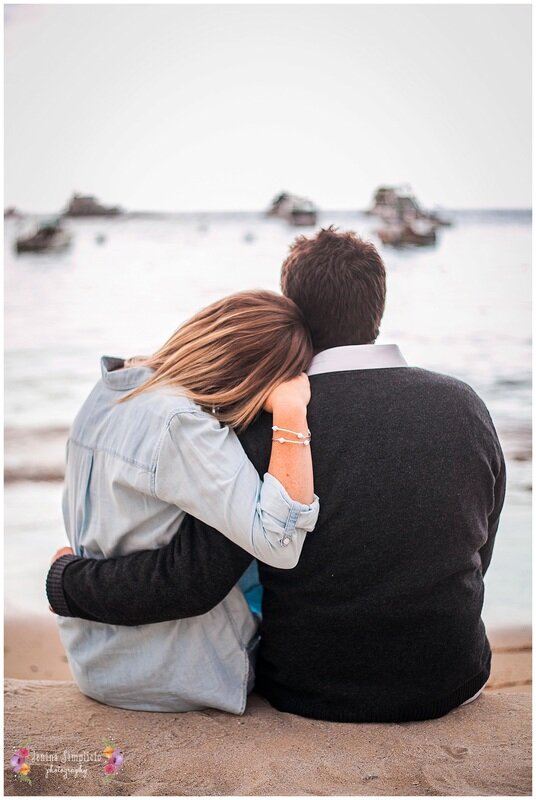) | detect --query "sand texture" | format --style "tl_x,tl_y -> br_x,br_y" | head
4,679 -> 531,796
